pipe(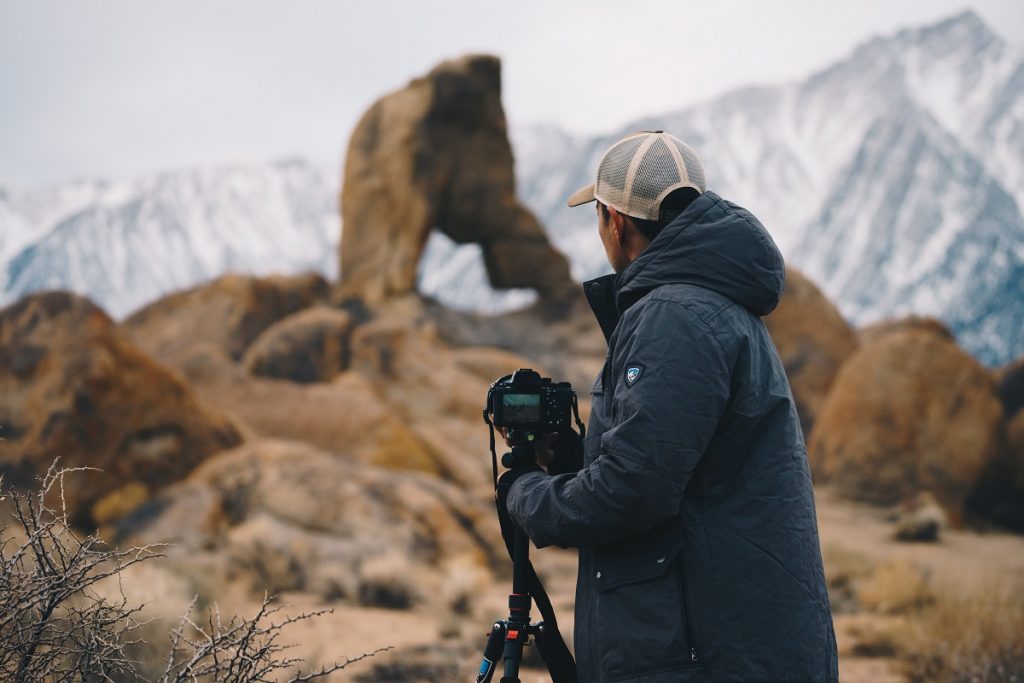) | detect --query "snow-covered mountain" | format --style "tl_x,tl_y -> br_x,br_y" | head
2,11 -> 1022,364
0,159 -> 339,318
513,10 -> 1024,365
